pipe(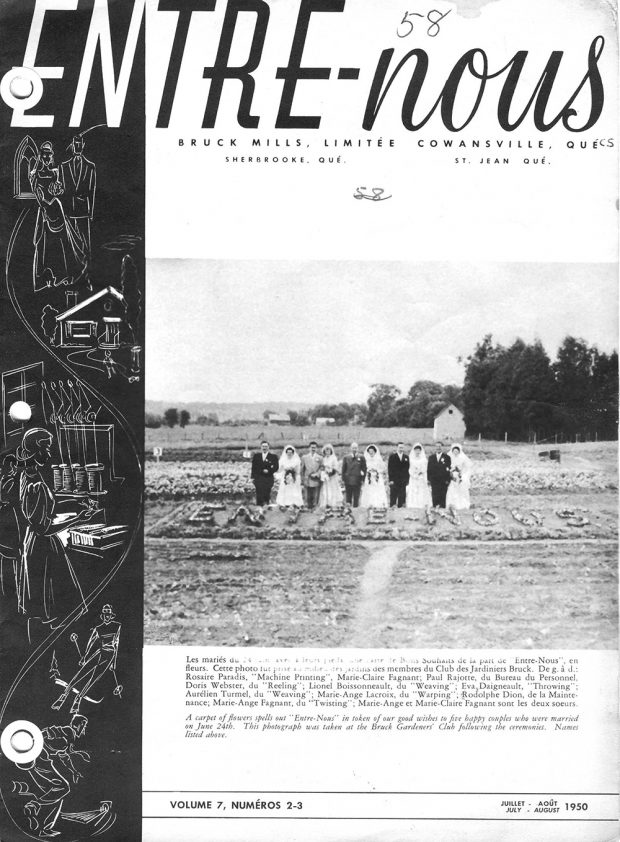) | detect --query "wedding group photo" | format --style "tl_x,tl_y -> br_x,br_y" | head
143,259 -> 618,650
251,440 -> 471,511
